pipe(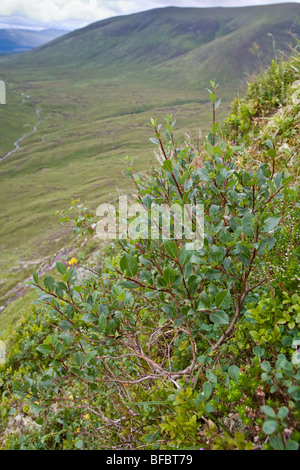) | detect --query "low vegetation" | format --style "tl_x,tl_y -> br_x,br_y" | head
0,47 -> 299,450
